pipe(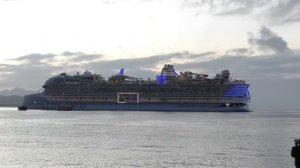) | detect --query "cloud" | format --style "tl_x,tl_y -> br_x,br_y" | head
10,52 -> 103,66
212,0 -> 267,16
66,53 -> 104,63
248,27 -> 290,53
13,53 -> 55,63
225,48 -> 252,56
182,0 -> 300,24
182,0 -> 267,15
266,0 -> 300,24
